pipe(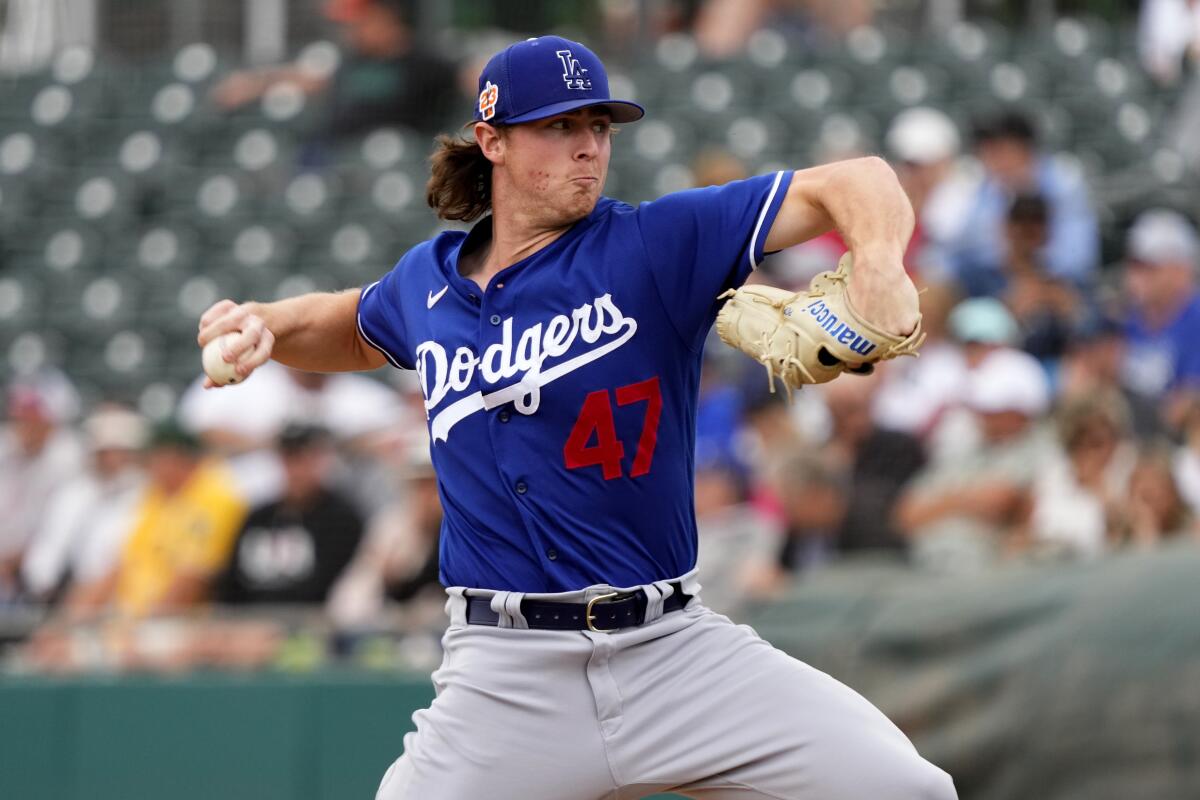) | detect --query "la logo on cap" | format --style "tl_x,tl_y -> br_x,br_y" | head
556,50 -> 591,90
478,80 -> 499,120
